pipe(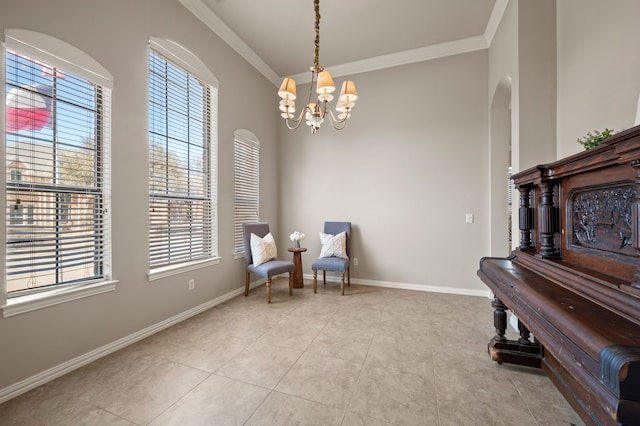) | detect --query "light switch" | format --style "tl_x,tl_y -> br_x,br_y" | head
465,213 -> 474,224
